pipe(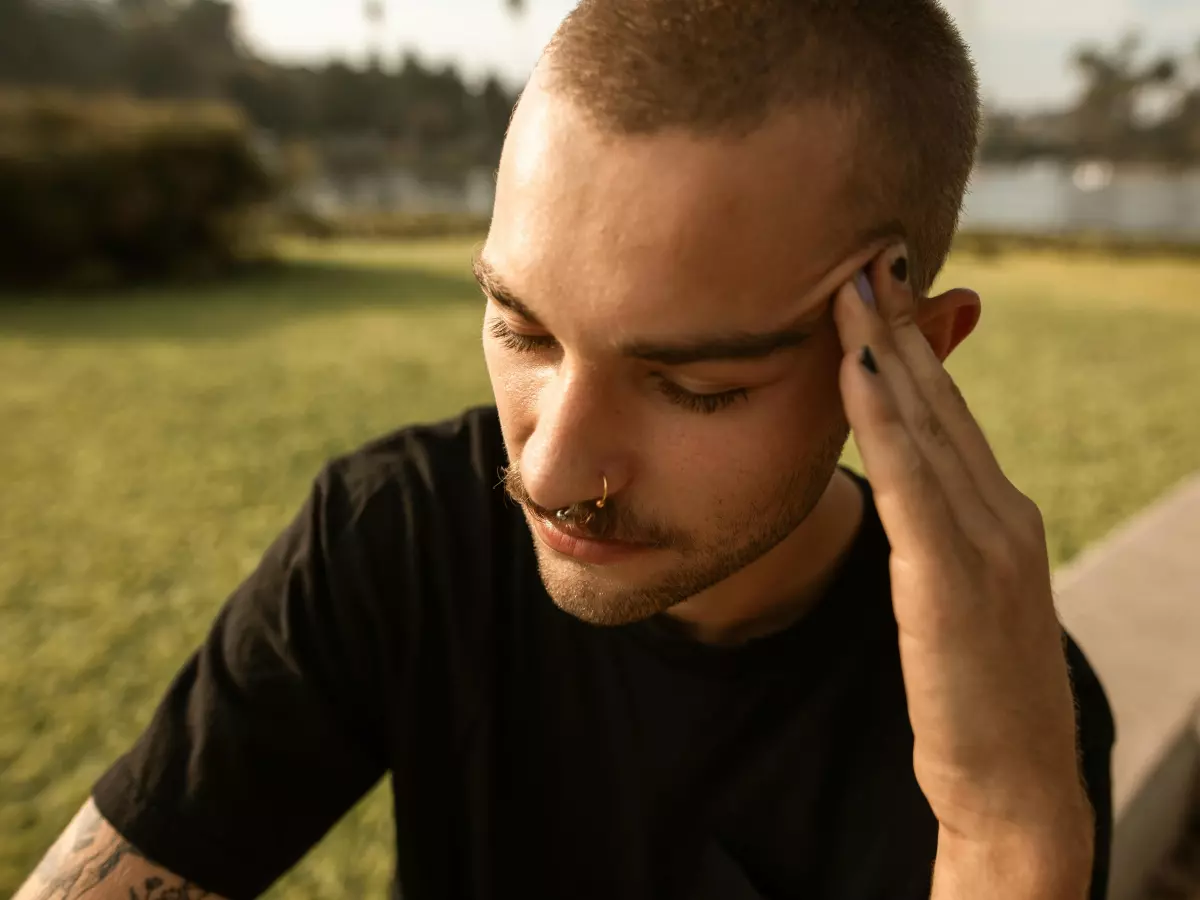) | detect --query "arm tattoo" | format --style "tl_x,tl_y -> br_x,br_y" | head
26,804 -> 213,900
